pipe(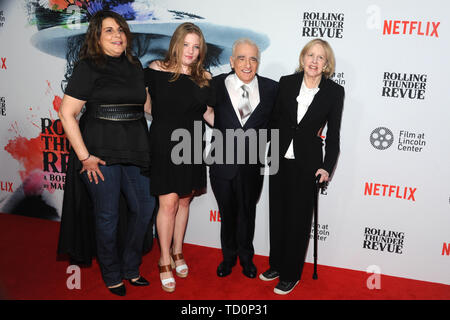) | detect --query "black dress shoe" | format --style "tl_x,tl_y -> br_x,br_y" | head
217,262 -> 233,277
274,280 -> 299,295
128,276 -> 149,286
259,268 -> 279,281
242,263 -> 257,279
108,283 -> 126,296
